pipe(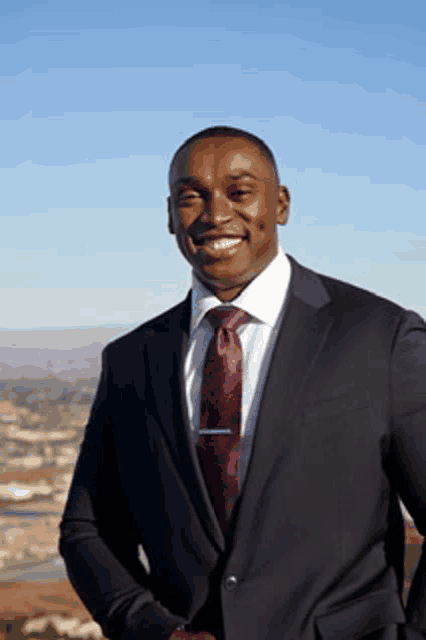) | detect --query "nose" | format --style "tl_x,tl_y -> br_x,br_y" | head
201,189 -> 232,225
